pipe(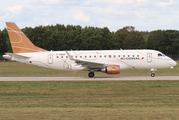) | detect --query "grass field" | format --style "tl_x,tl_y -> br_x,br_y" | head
0,61 -> 178,76
1,81 -> 179,120
0,62 -> 179,120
